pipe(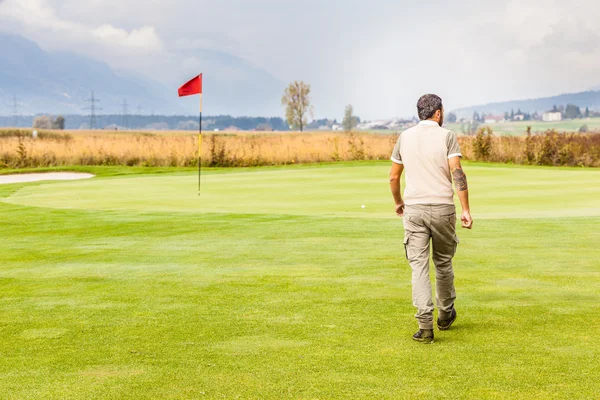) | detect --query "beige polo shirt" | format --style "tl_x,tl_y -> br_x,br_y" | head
391,120 -> 462,205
